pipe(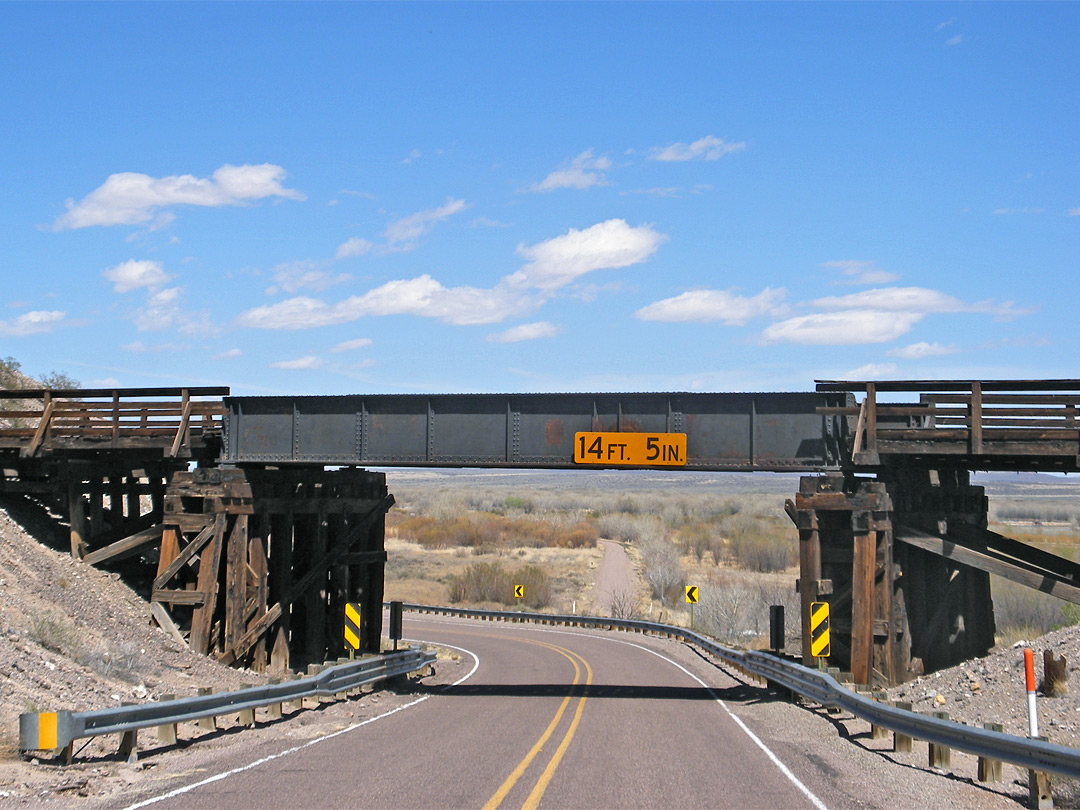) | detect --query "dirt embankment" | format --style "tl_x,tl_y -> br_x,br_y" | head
0,498 -> 269,791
